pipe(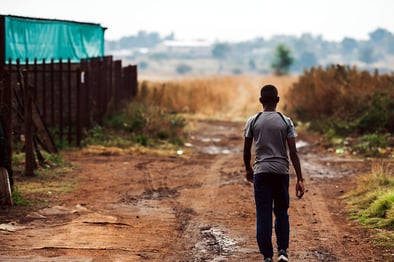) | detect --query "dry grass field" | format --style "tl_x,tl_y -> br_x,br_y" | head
137,74 -> 298,122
